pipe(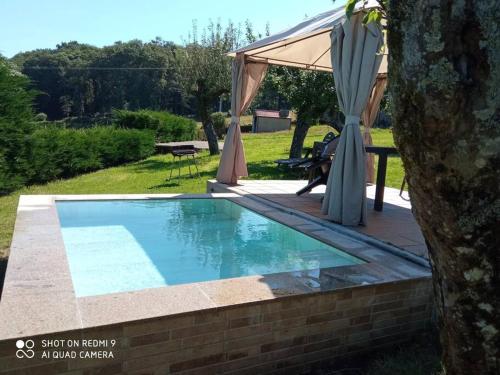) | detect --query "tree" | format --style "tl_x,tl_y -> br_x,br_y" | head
90,40 -> 182,114
388,2 -> 499,373
178,21 -> 241,155
12,40 -> 183,119
14,42 -> 100,119
0,56 -> 36,194
344,0 -> 499,373
274,67 -> 338,158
